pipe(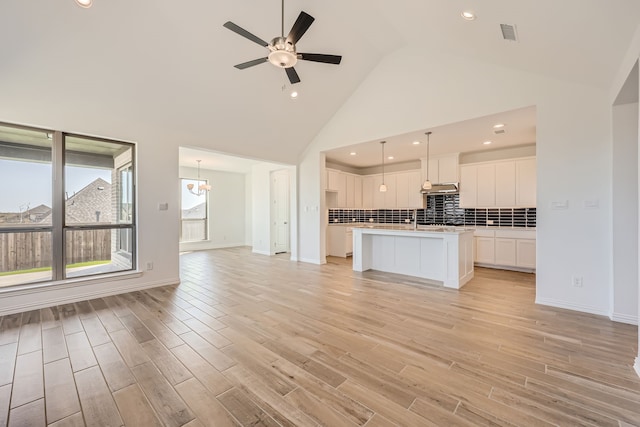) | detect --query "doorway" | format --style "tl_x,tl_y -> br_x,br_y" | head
271,169 -> 290,254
